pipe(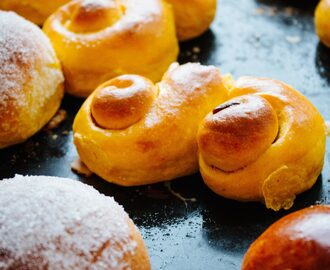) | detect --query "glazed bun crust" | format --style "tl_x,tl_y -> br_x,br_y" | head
0,11 -> 64,149
167,0 -> 217,41
0,0 -> 70,25
242,205 -> 330,270
73,63 -> 228,186
43,0 -> 179,97
0,175 -> 150,270
315,0 -> 330,47
198,76 -> 326,210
